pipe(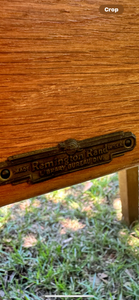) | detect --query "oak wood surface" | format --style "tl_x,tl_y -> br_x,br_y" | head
119,167 -> 139,225
0,0 -> 139,206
